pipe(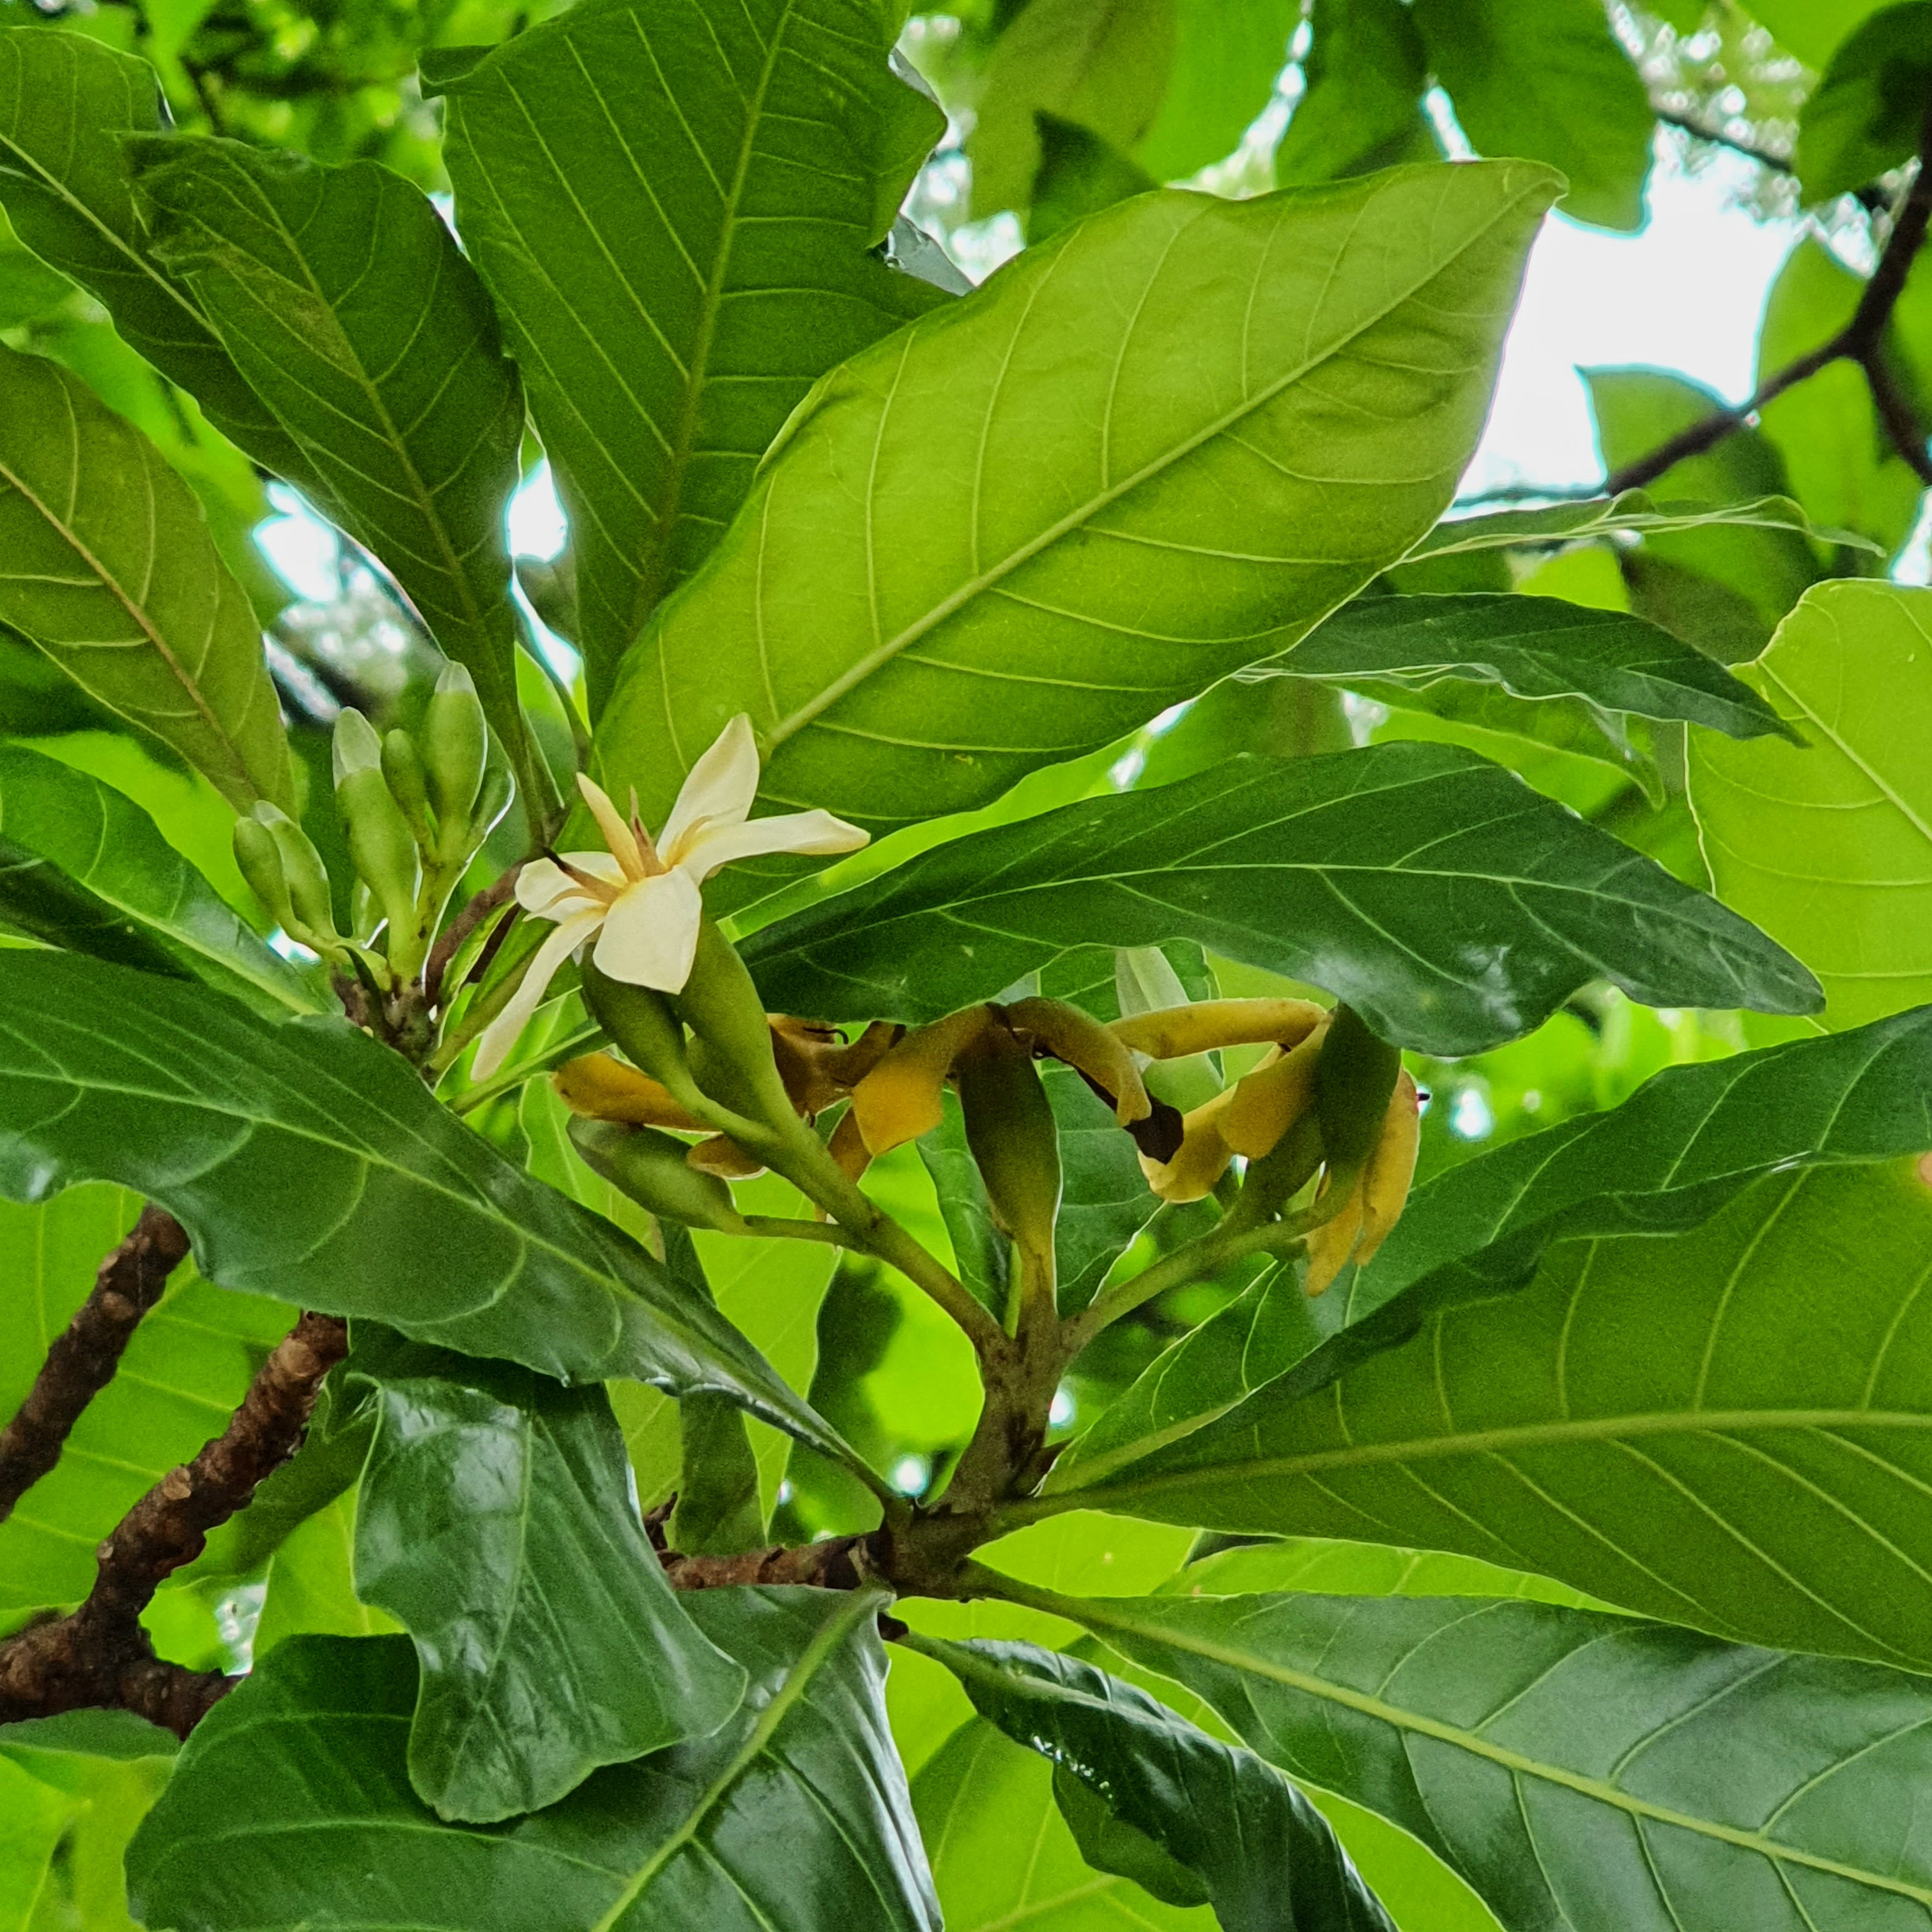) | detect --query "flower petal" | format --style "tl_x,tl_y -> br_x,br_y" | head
677,806 -> 869,883
470,906 -> 605,1080
851,1005 -> 995,1154
592,868 -> 705,992
576,774 -> 647,880
1113,999 -> 1328,1061
553,1054 -> 705,1130
660,714 -> 761,863
517,853 -> 621,917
